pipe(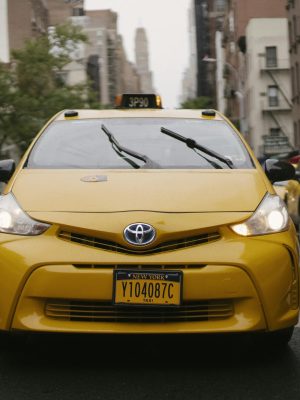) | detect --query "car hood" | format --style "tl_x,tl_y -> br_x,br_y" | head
11,169 -> 266,213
